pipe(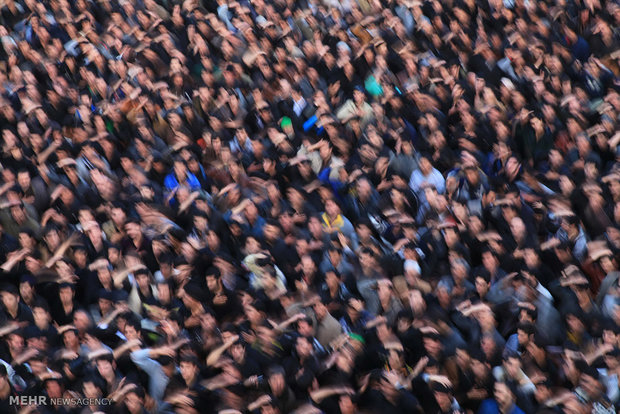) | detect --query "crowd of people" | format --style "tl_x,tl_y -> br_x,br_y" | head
0,0 -> 618,412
